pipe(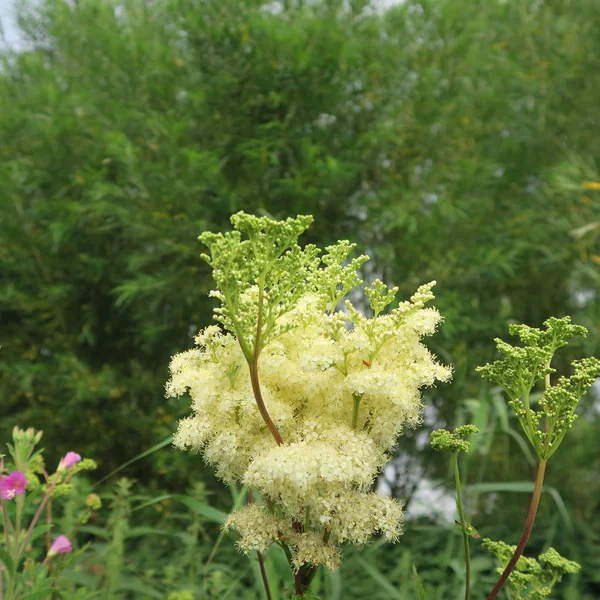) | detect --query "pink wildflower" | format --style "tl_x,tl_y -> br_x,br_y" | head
47,535 -> 72,557
0,471 -> 28,500
57,452 -> 82,472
